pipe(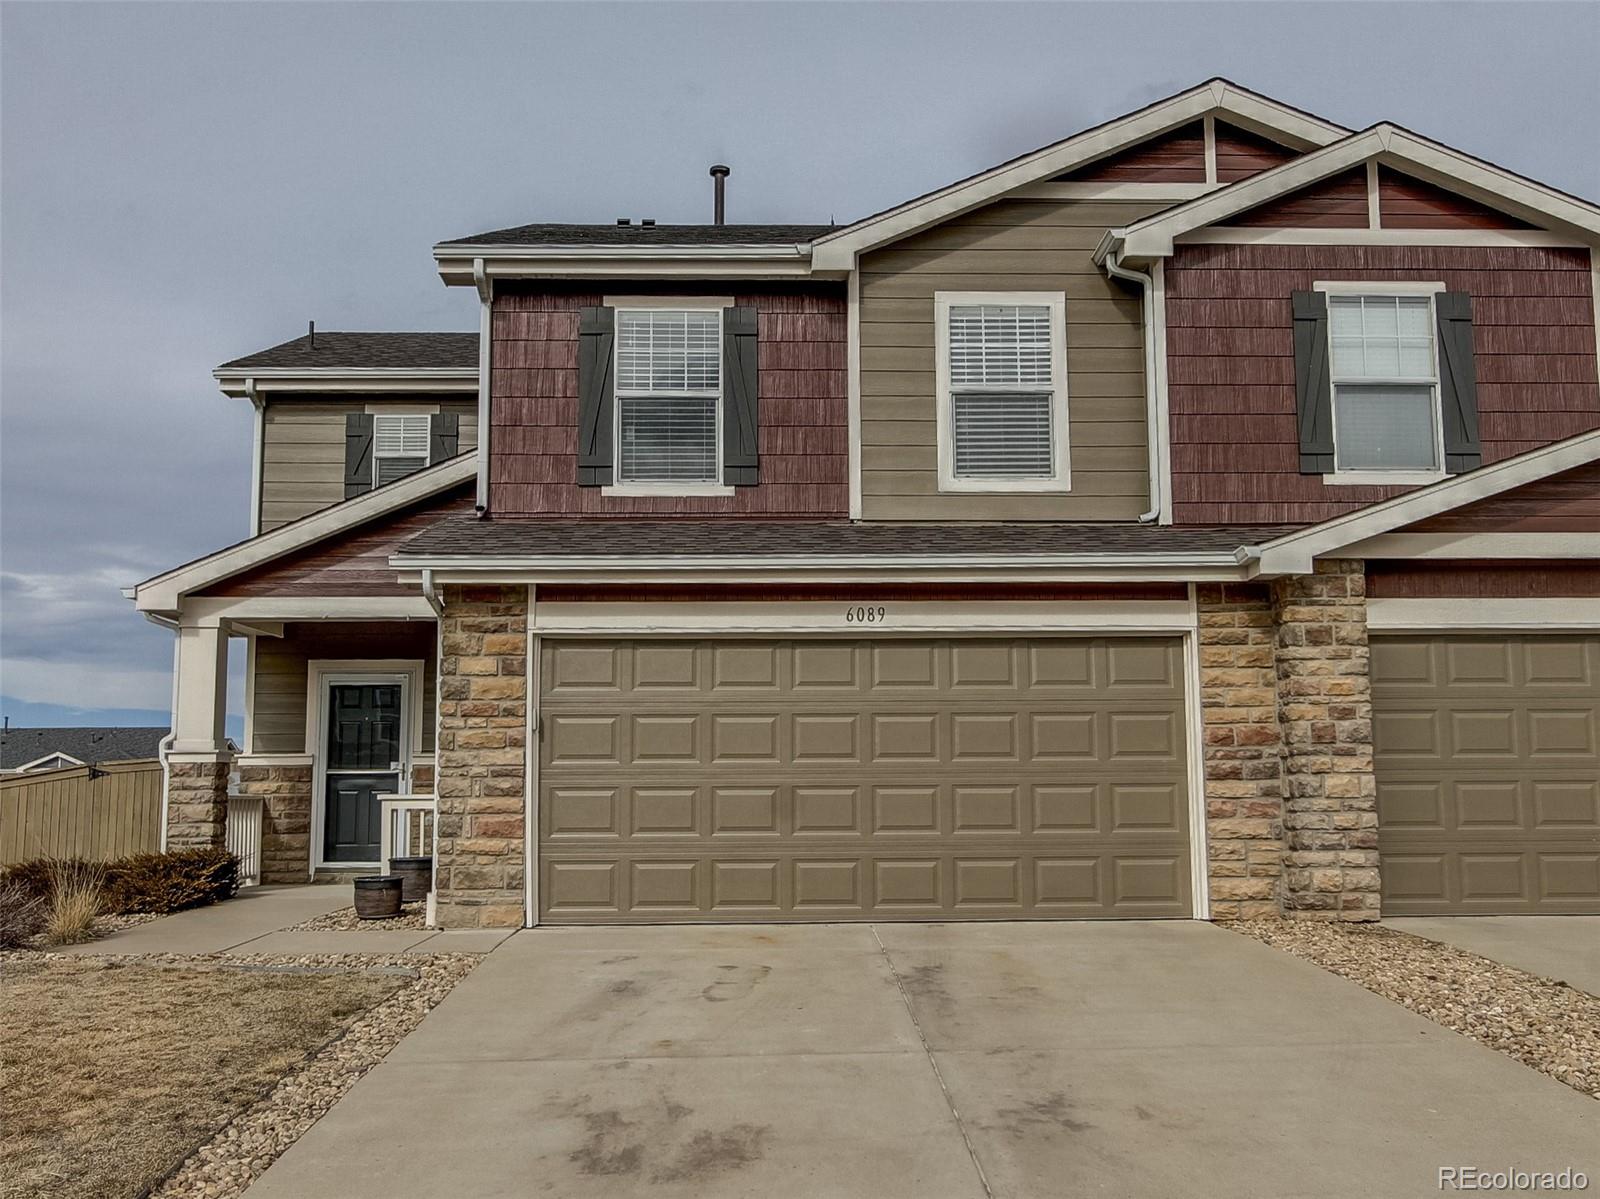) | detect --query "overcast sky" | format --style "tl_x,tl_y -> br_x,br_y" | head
2,1 -> 1597,729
